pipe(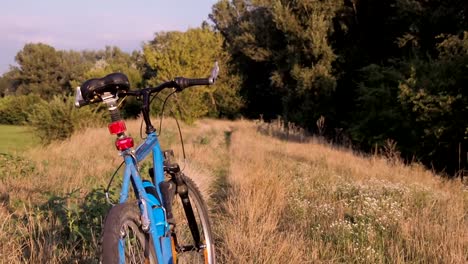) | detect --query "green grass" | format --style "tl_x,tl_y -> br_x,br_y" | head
0,125 -> 39,153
